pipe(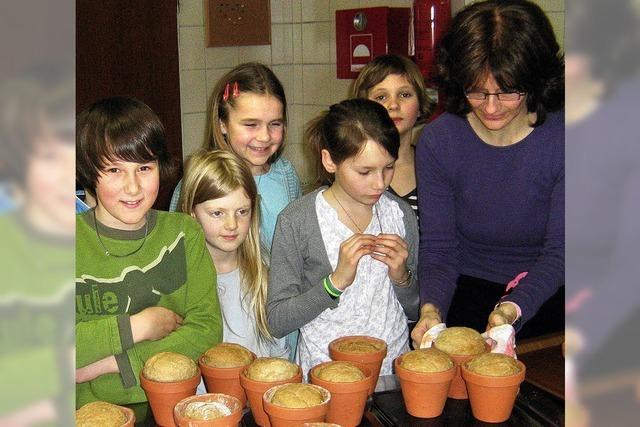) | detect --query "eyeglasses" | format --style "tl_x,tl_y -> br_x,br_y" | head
464,91 -> 526,102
